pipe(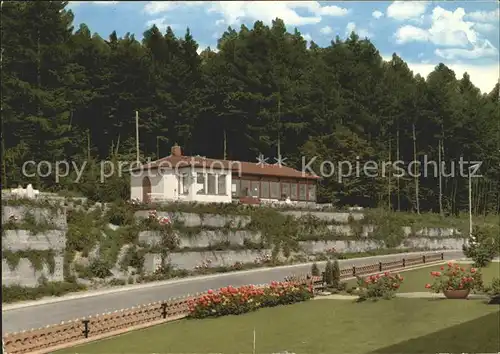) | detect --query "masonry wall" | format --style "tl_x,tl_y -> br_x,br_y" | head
1,203 -> 468,285
1,205 -> 67,287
